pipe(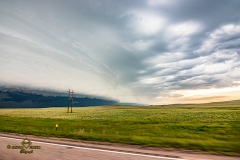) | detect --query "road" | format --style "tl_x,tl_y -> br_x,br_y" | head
0,133 -> 239,160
